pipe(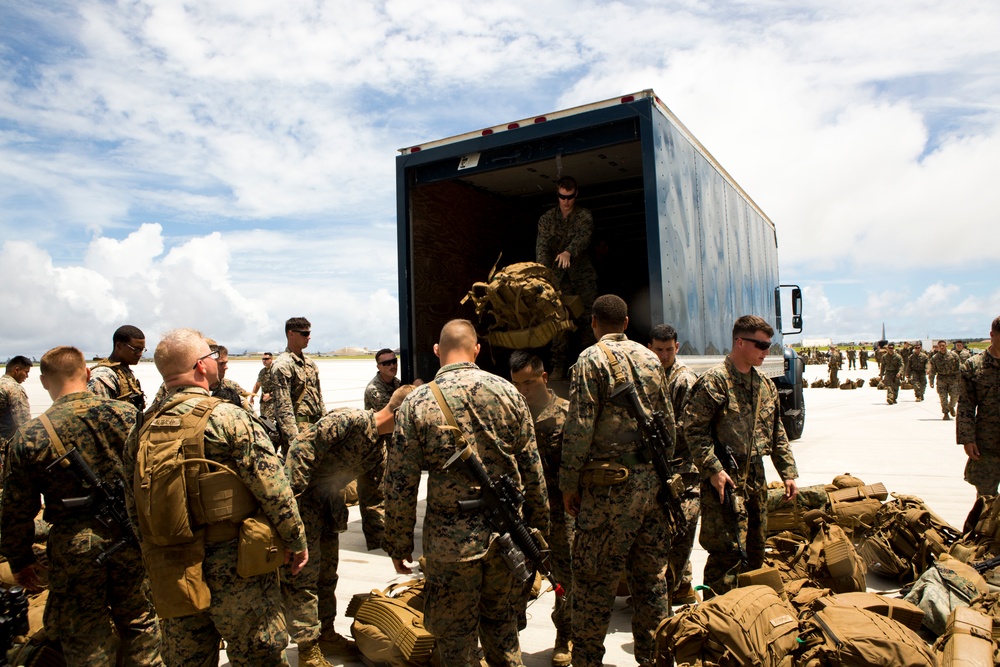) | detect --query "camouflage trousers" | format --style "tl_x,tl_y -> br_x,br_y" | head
666,481 -> 701,594
910,374 -> 927,400
423,545 -> 524,667
699,458 -> 768,597
571,464 -> 672,667
45,522 -> 163,667
884,372 -> 901,403
936,375 -> 960,415
281,493 -> 342,645
162,541 -> 289,667
260,397 -> 274,419
516,491 -> 574,640
357,443 -> 387,551
965,450 -> 1000,496
829,367 -> 839,386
